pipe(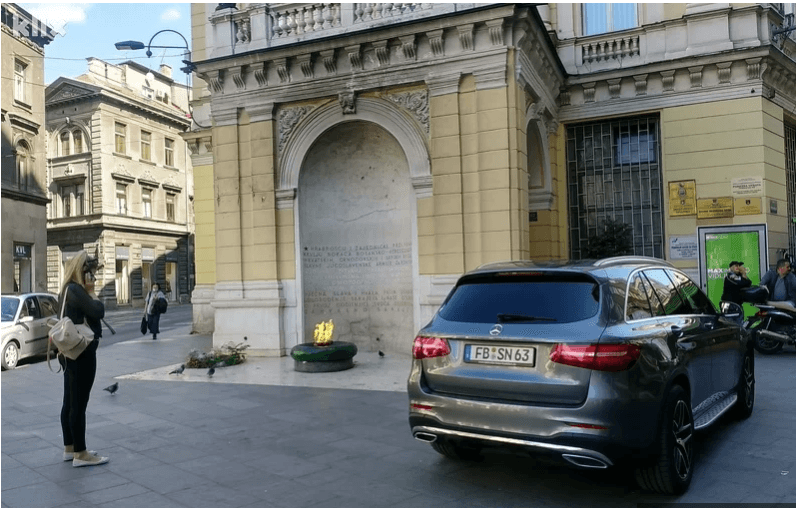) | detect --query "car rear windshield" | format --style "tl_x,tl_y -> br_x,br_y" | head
438,272 -> 600,324
1,297 -> 20,322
